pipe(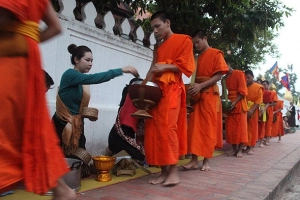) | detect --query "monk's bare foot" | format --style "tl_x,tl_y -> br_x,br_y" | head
52,178 -> 76,200
227,150 -> 237,157
200,158 -> 211,171
243,148 -> 250,154
162,166 -> 179,187
247,150 -> 254,155
148,174 -> 167,185
179,160 -> 199,171
259,144 -> 264,148
277,140 -> 281,143
236,151 -> 243,158
265,142 -> 270,146
263,140 -> 266,145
